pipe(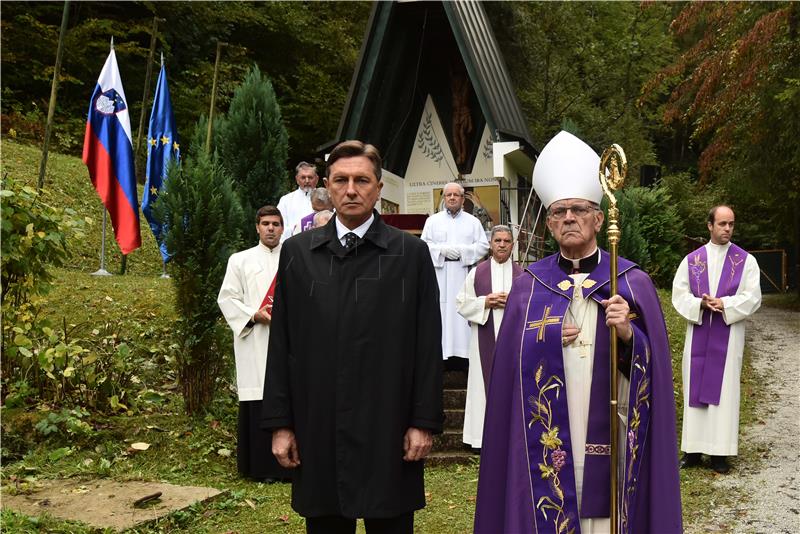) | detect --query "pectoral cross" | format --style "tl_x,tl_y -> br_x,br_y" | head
526,305 -> 563,343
